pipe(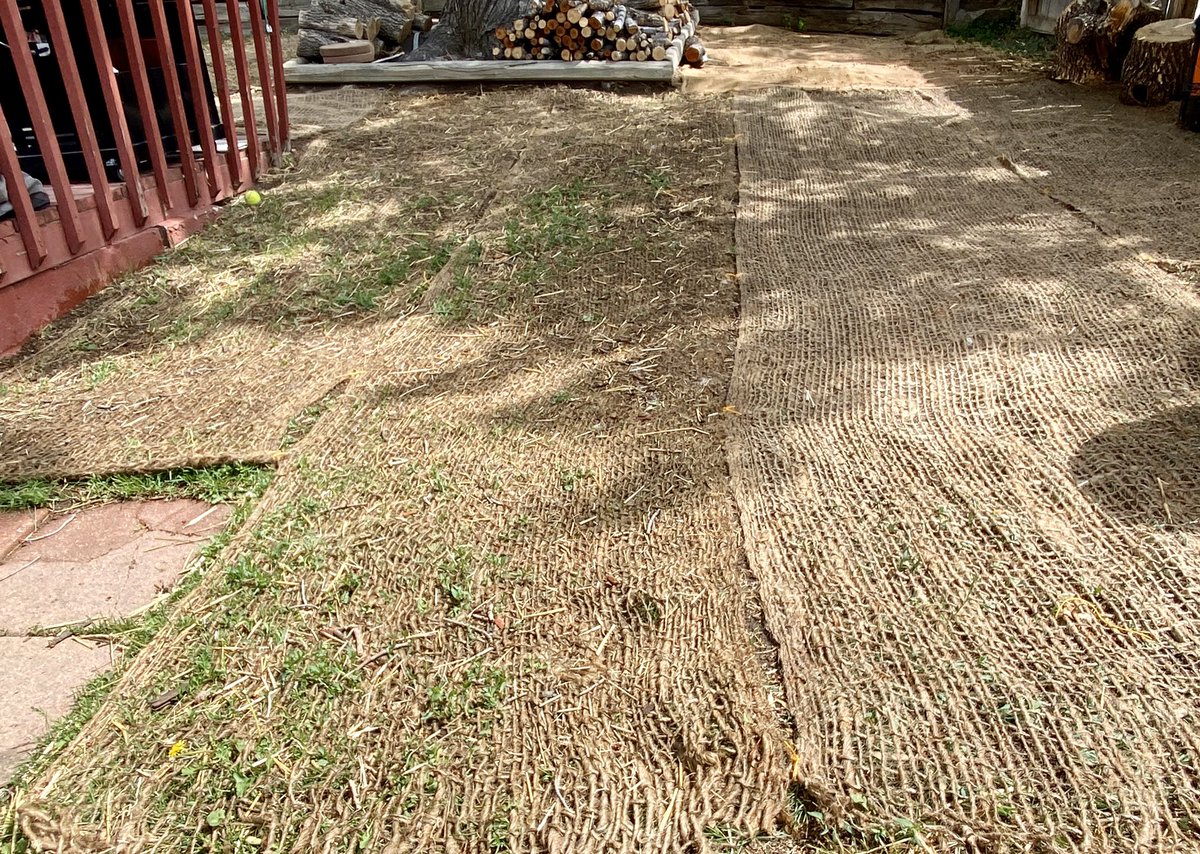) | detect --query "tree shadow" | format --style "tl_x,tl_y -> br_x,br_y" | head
1073,404 -> 1200,530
